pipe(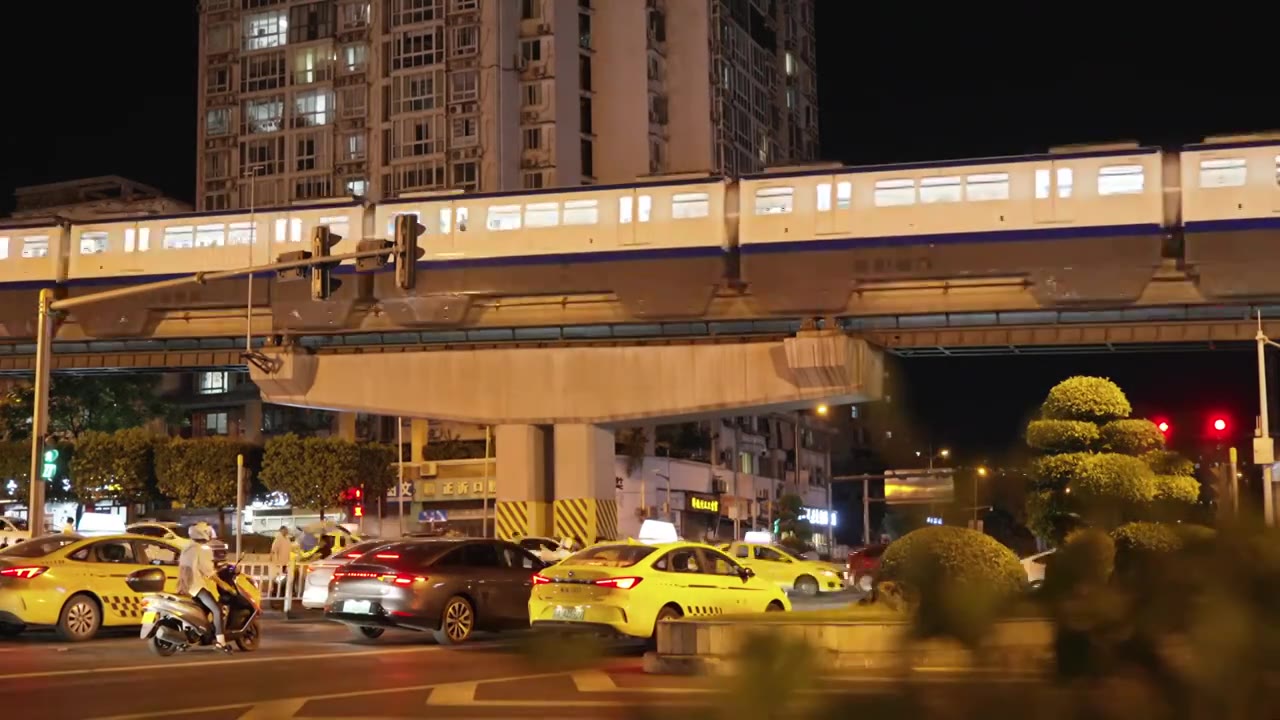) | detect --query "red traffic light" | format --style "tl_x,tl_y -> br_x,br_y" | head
353,505 -> 364,518
1156,420 -> 1170,434
1213,418 -> 1227,432
354,488 -> 362,499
